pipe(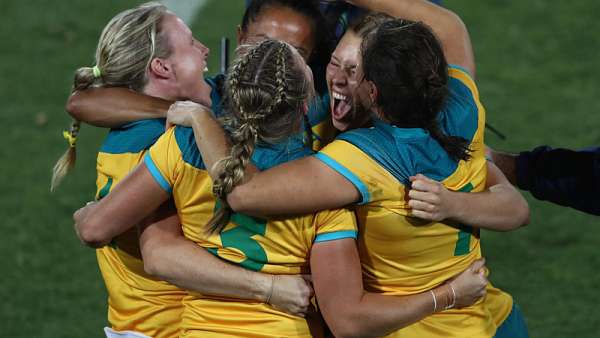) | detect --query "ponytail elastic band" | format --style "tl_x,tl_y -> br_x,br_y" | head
63,130 -> 77,148
92,65 -> 102,78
